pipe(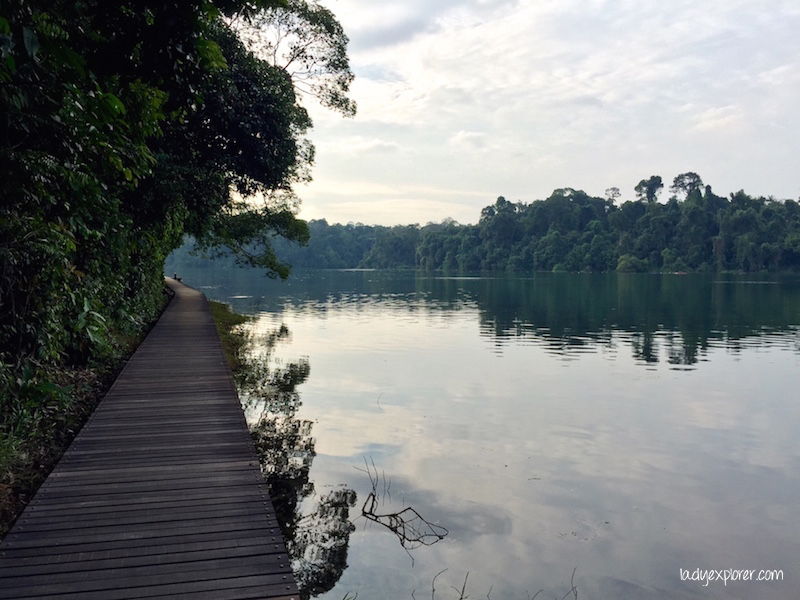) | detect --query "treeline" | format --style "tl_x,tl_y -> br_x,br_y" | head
170,174 -> 800,273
